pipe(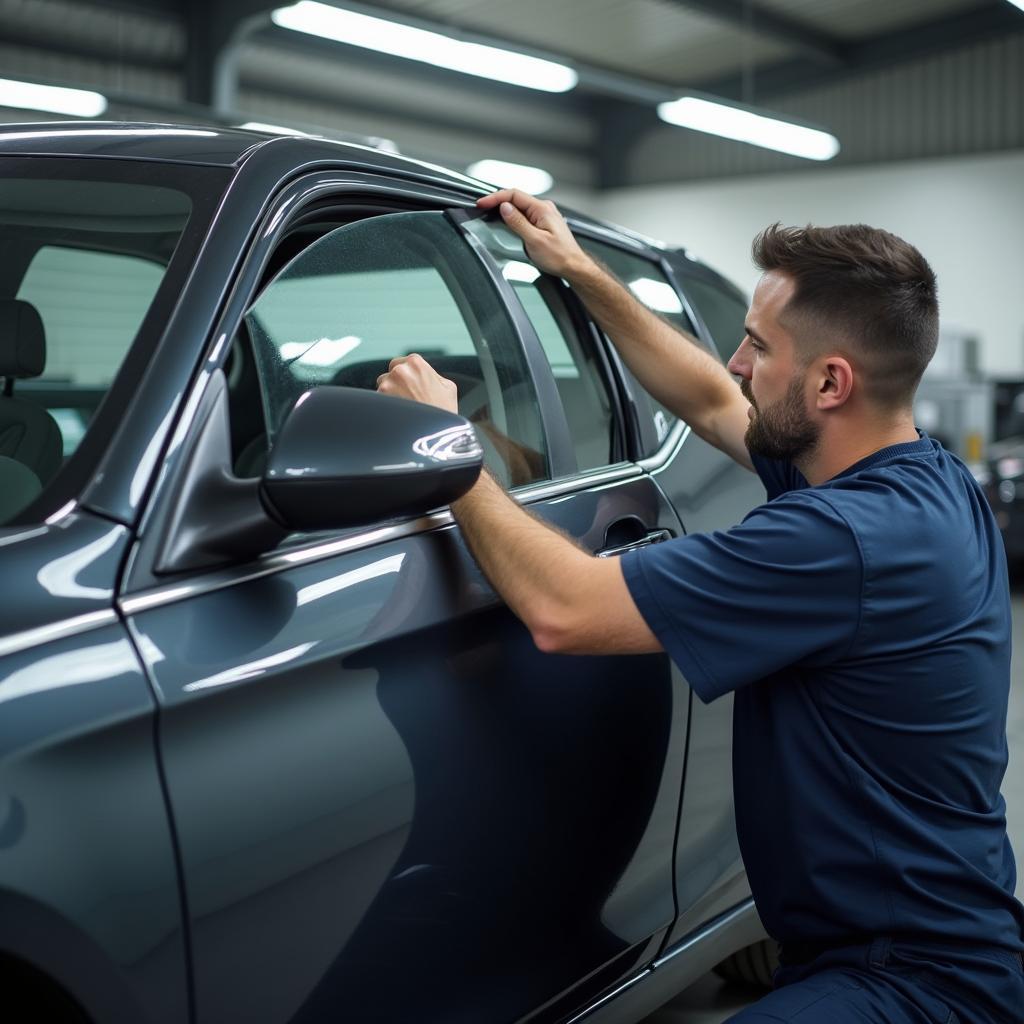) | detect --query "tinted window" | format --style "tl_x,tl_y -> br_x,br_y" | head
464,218 -> 615,472
18,246 -> 165,455
682,274 -> 749,361
242,211 -> 548,490
0,176 -> 191,524
579,238 -> 694,450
